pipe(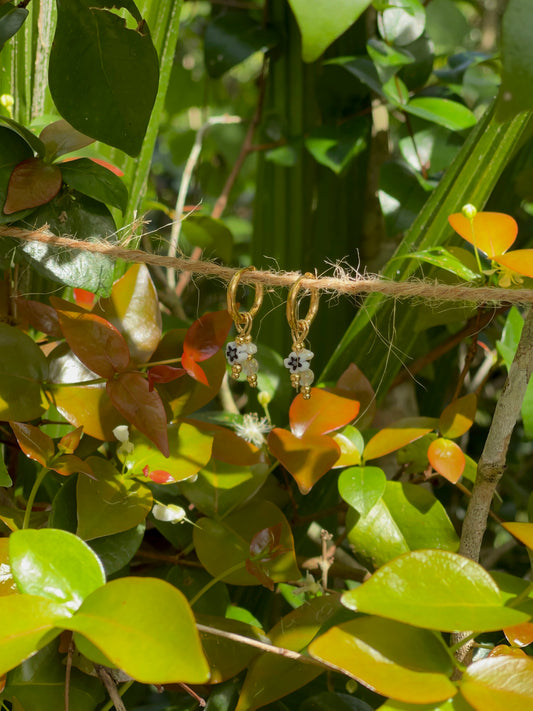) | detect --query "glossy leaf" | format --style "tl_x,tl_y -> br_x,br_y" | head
52,300 -> 130,379
49,0 -> 159,156
377,0 -> 426,46
338,466 -> 387,517
289,388 -> 360,438
107,372 -> 169,456
236,596 -> 341,711
0,324 -> 48,421
88,524 -> 145,577
345,481 -> 459,569
405,98 -> 476,132
9,529 -> 105,611
332,426 -> 364,468
10,422 -> 54,467
182,310 -> 233,383
47,343 -> 124,441
364,417 -> 437,461
504,622 -> 533,648
502,521 -> 533,549
98,264 -> 161,365
342,550 -> 529,631
461,655 -> 533,711
497,0 -> 533,121
0,595 -> 68,676
204,11 -> 278,79
448,211 -> 518,258
60,157 -> 128,212
268,429 -> 340,494
13,298 -> 62,338
439,394 -> 477,438
0,538 -> 16,596
0,4 -> 28,52
394,247 -> 479,281
309,616 -> 456,704
123,420 -> 212,484
3,158 -> 62,214
39,119 -> 94,159
51,454 -> 94,478
147,364 -> 186,390
287,0 -> 372,62
66,577 -> 210,683
427,438 -> 465,483
194,420 -> 260,467
194,499 -> 299,586
76,456 -> 153,540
